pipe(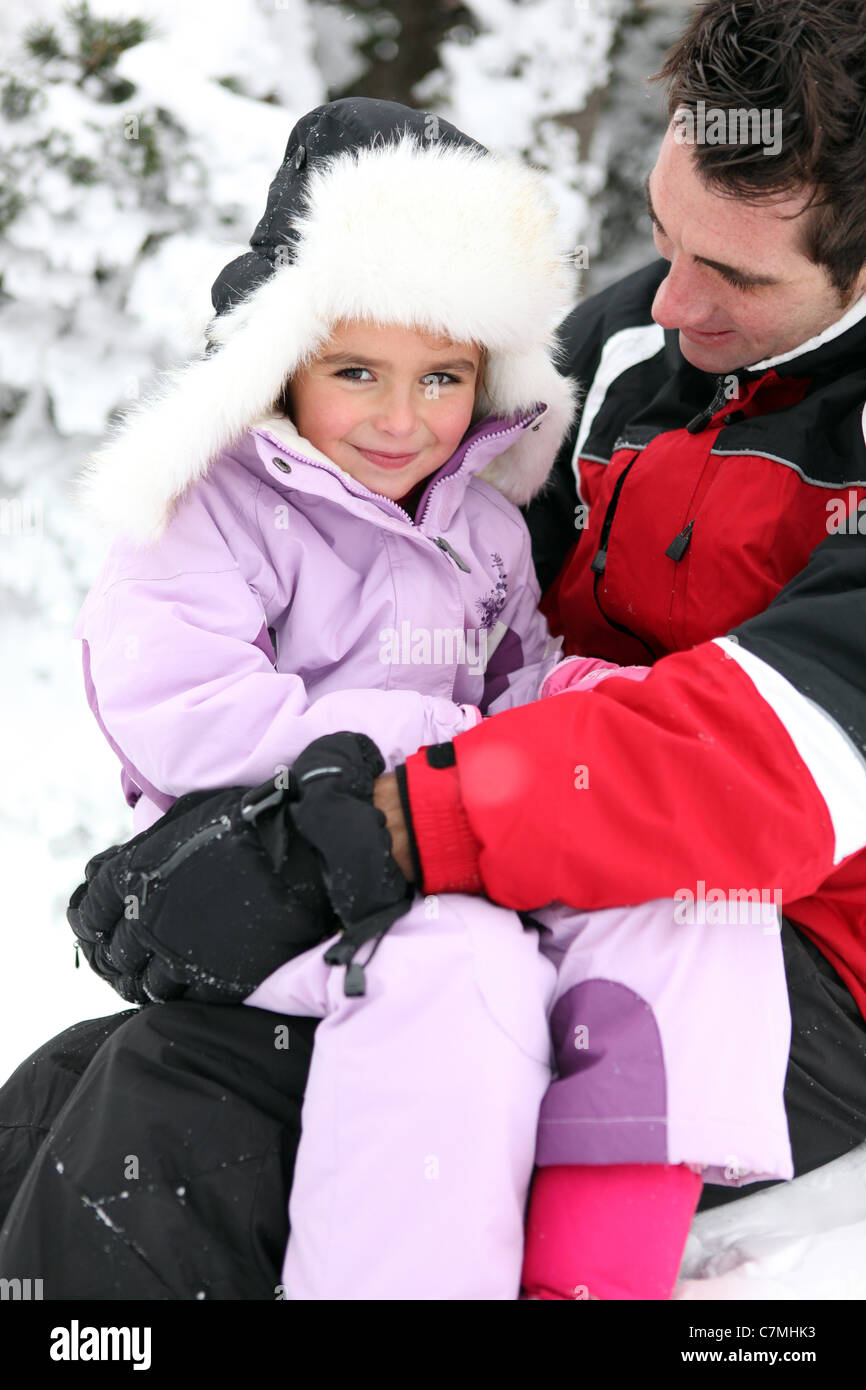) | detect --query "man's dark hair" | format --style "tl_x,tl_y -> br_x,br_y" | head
653,0 -> 866,297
